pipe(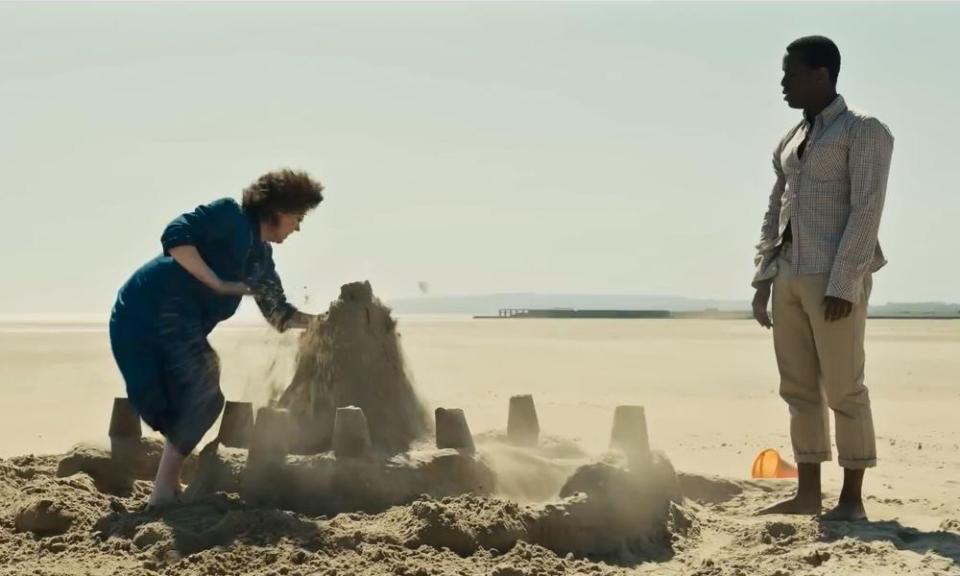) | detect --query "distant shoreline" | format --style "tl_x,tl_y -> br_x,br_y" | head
388,294 -> 960,318
474,309 -> 960,320
2,306 -> 958,329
